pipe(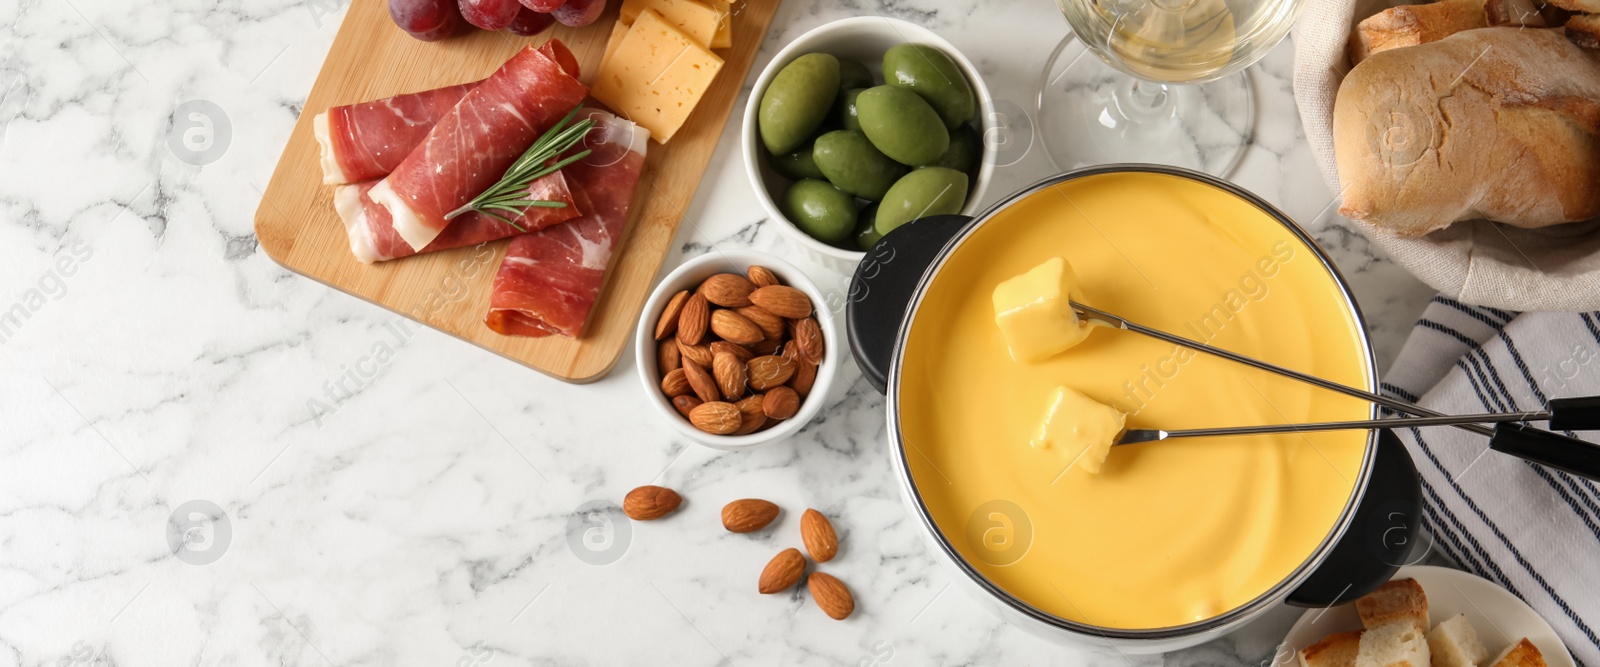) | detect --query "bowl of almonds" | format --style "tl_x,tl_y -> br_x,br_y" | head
634,250 -> 837,449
